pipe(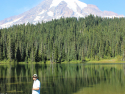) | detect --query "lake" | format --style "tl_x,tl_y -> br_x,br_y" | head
0,63 -> 125,94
